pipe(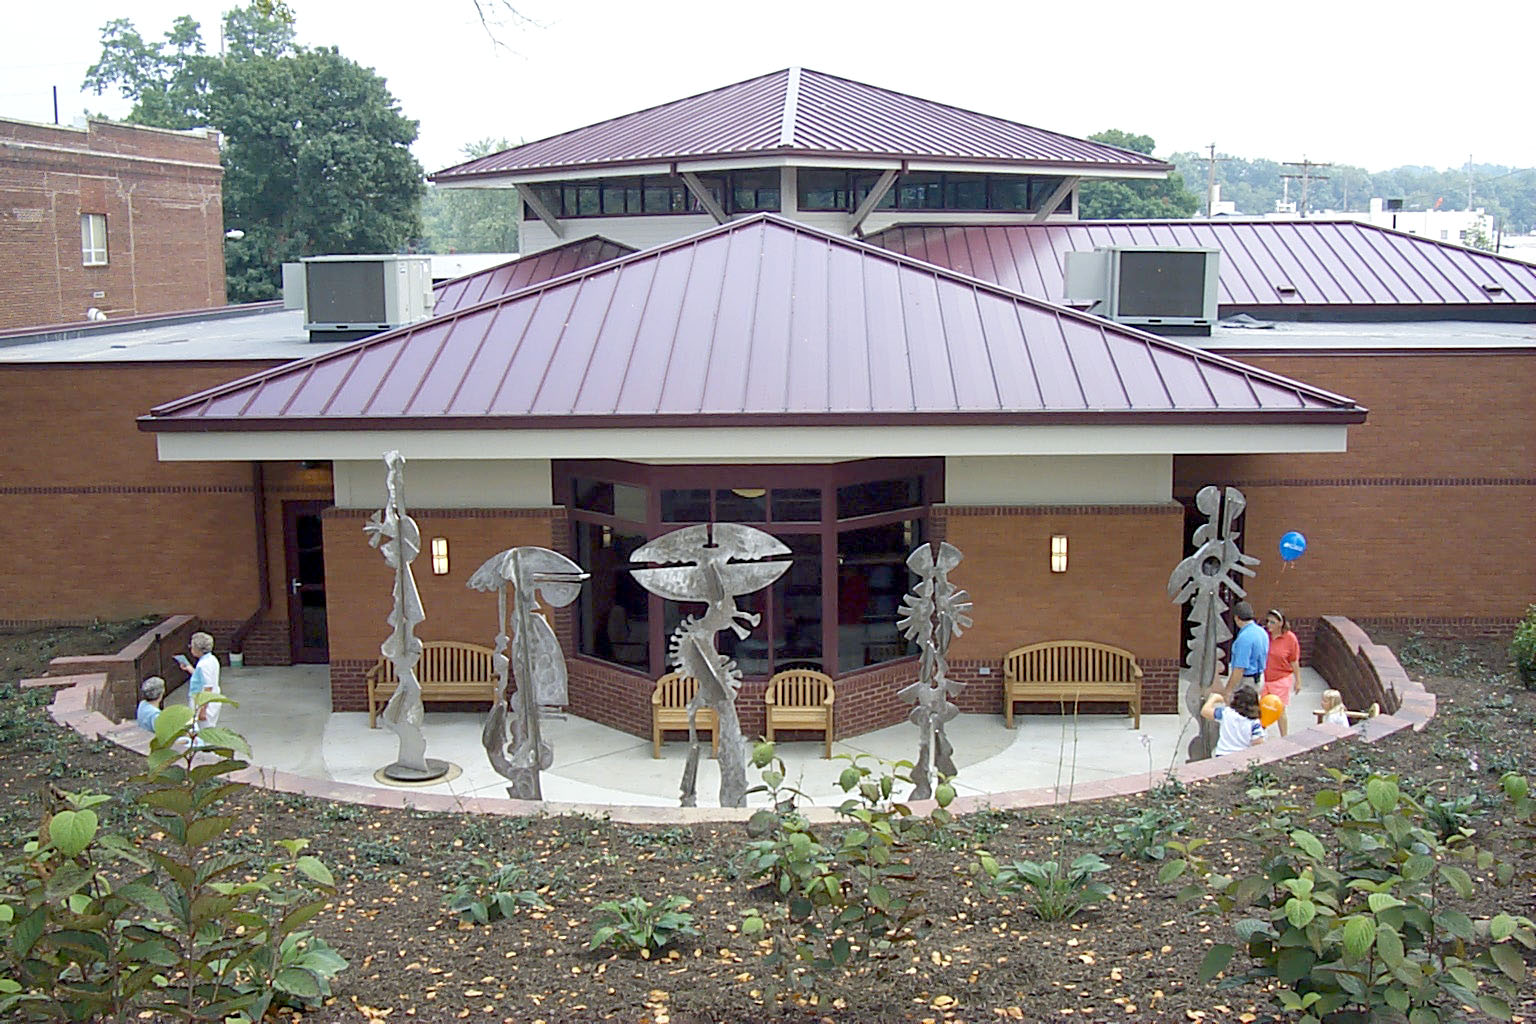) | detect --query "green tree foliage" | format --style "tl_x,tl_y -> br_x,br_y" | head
419,139 -> 521,253
1170,150 -> 1536,233
1077,130 -> 1200,220
84,3 -> 424,302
